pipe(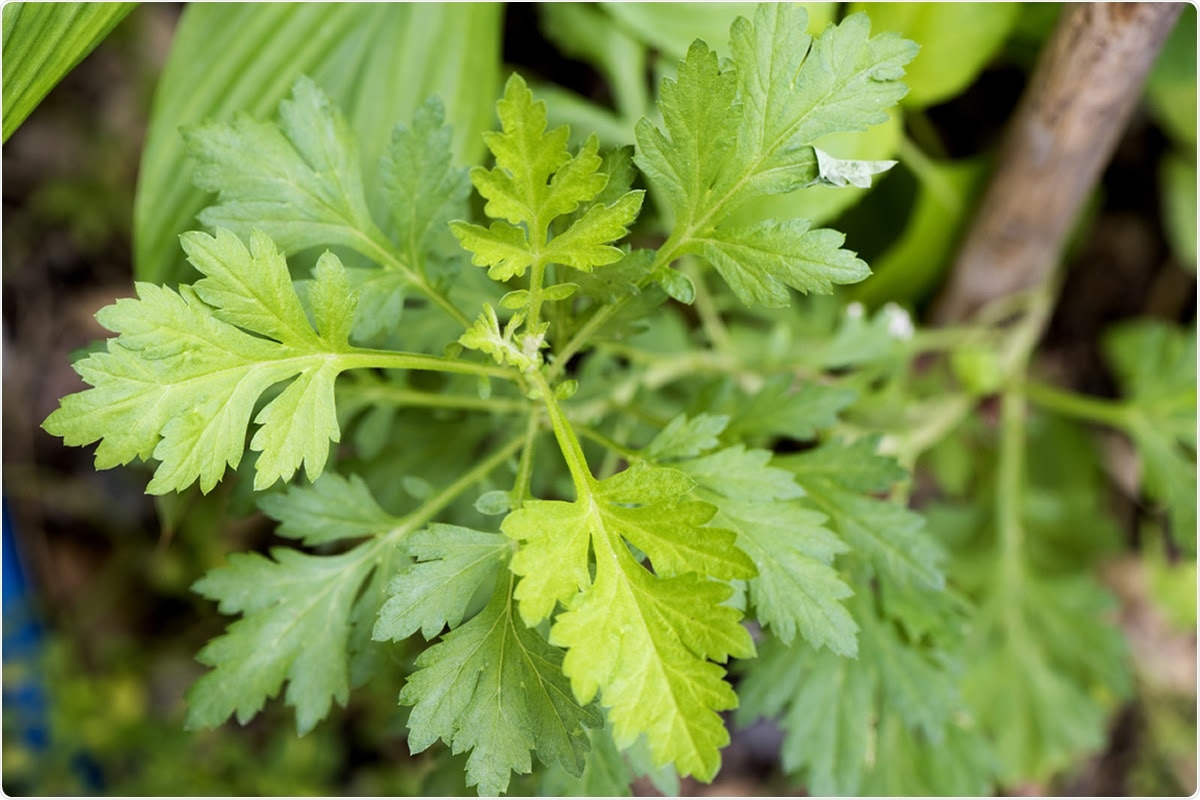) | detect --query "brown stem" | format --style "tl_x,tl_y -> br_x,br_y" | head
932,3 -> 1184,324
